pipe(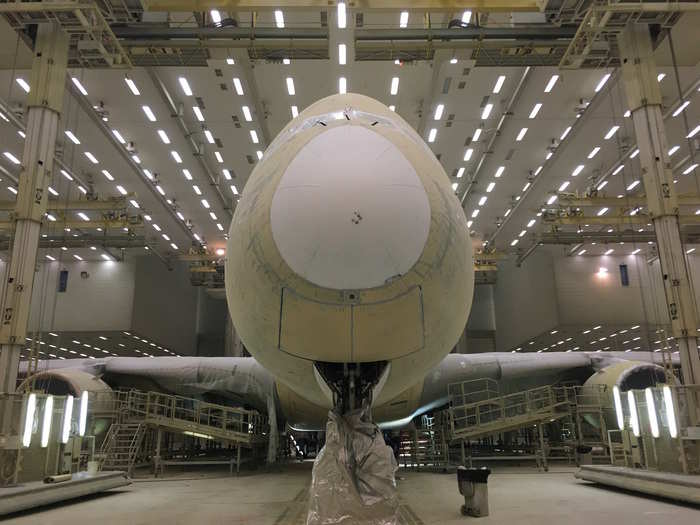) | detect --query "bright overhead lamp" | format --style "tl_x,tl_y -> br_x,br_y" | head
84,151 -> 98,164
182,169 -> 193,180
192,106 -> 205,122
588,146 -> 600,159
388,105 -> 395,112
222,169 -> 232,180
560,126 -> 572,141
65,130 -> 80,145
241,106 -> 252,122
286,77 -> 296,96
627,180 -> 640,191
558,181 -> 570,192
129,199 -> 140,208
274,10 -> 284,28
142,105 -> 157,122
672,101 -> 690,117
204,129 -> 215,144
478,196 -> 487,206
627,391 -> 640,436
597,207 -> 608,216
7,186 -> 18,194
116,185 -> 127,195
143,169 -> 154,180
226,58 -> 235,65
209,212 -> 217,221
61,169 -> 73,181
399,11 -> 408,28
171,150 -> 182,163
48,186 -> 58,196
337,2 -> 347,28
471,209 -> 479,218
157,129 -> 170,144
201,199 -> 210,209
427,128 -> 437,143
433,104 -> 444,120
456,167 -> 465,178
597,181 -> 608,190
283,58 -> 291,65
604,125 -> 619,140
464,148 -> 474,161
210,9 -> 221,24
101,170 -> 114,181
687,125 -> 700,139
492,75 -> 506,94
613,164 -> 624,175
461,10 -> 472,24
178,77 -> 193,96
156,184 -> 165,196
217,223 -> 224,231
527,219 -> 536,227
215,151 -> 224,163
683,163 -> 698,175
390,77 -> 399,96
250,130 -> 259,144
594,73 -> 611,92
61,395 -> 73,444
657,73 -> 666,82
71,77 -> 88,96
338,44 -> 347,66
77,212 -> 89,221
132,154 -> 141,164
630,148 -> 639,158
528,103 -> 542,119
516,127 -> 528,141
16,78 -> 30,93
112,129 -> 126,144
73,254 -> 83,261
256,150 -> 263,160
231,184 -> 239,195
546,195 -> 557,205
233,78 -> 244,96
544,74 -> 559,93
494,166 -> 505,178
291,106 -> 299,118
124,76 -> 140,96
472,128 -> 482,142
604,248 -> 614,255
668,145 -> 680,156
510,239 -> 519,246
192,185 -> 202,195
481,103 -> 493,120
572,164 -> 584,176
339,77 -> 347,94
